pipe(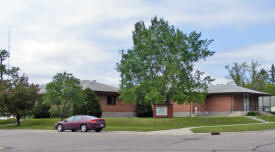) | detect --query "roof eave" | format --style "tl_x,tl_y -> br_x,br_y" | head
207,92 -> 271,96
